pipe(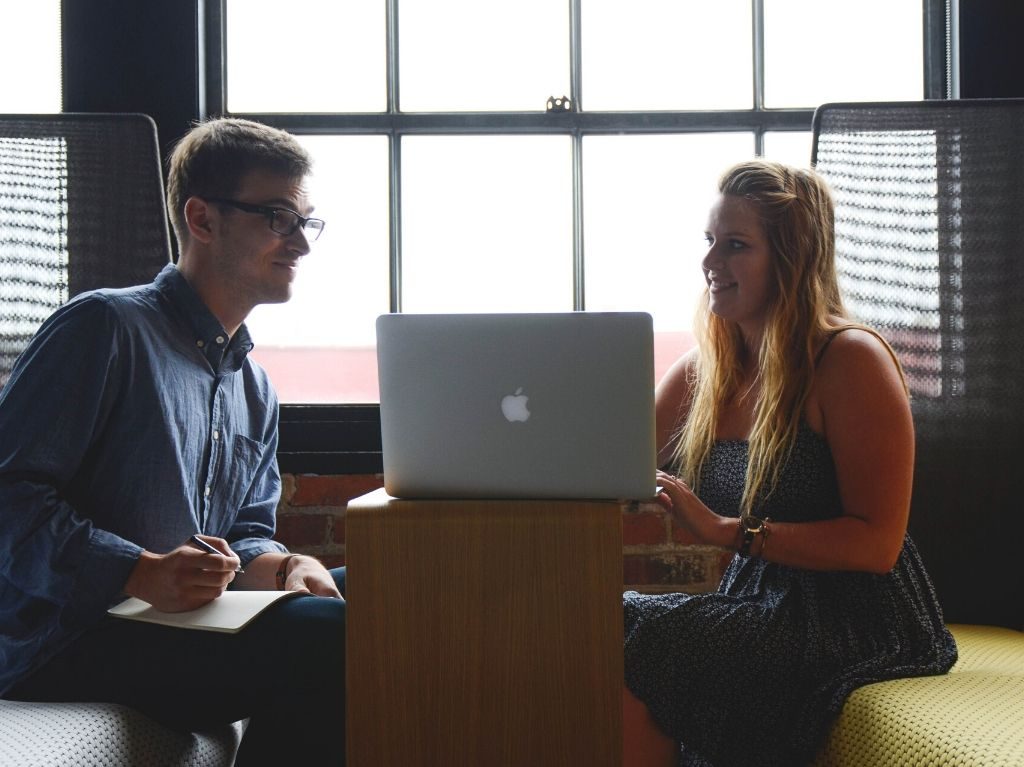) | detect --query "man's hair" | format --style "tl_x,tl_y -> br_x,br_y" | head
166,117 -> 313,248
